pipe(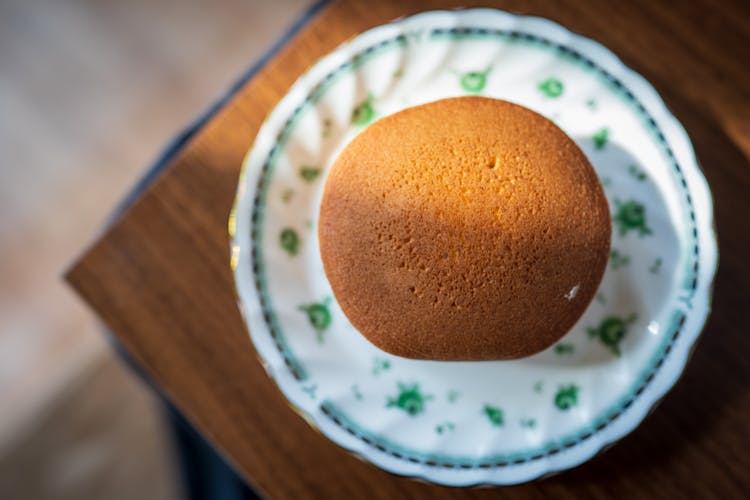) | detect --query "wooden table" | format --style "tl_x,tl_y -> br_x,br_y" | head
67,1 -> 750,497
